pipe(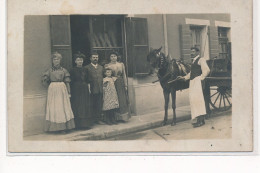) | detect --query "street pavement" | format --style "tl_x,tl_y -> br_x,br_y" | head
24,105 -> 192,141
107,110 -> 232,141
24,105 -> 231,141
